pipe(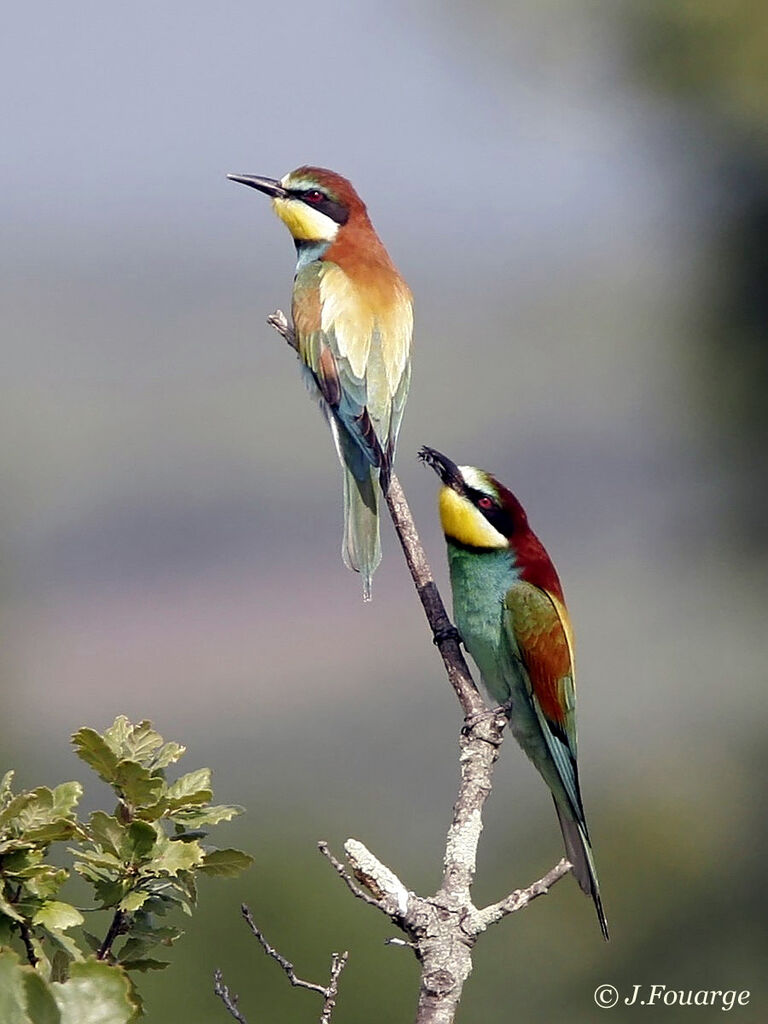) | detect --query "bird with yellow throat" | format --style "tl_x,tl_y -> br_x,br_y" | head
228,167 -> 413,600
